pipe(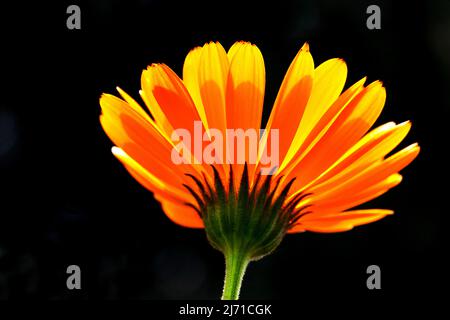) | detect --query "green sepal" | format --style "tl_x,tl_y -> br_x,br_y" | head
185,164 -> 311,262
